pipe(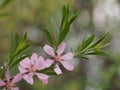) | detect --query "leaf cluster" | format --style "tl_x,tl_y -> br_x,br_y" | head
43,5 -> 79,50
8,33 -> 31,69
74,33 -> 110,59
